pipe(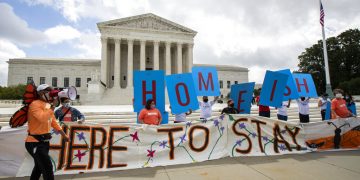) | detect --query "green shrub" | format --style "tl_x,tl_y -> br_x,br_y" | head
0,84 -> 27,100
338,77 -> 360,95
